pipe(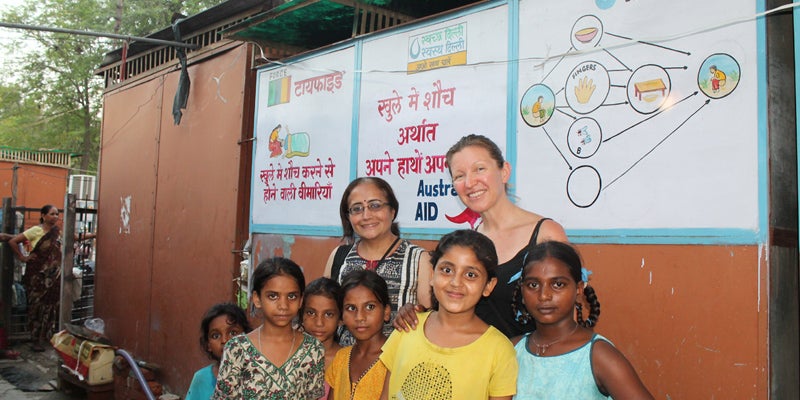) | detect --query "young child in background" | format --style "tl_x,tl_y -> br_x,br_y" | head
213,257 -> 325,399
380,230 -> 518,400
511,241 -> 653,399
326,270 -> 391,399
301,277 -> 342,399
186,303 -> 251,400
